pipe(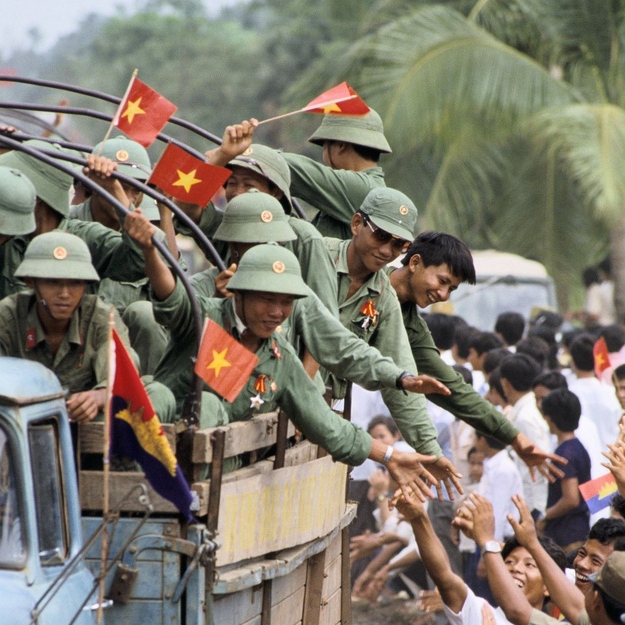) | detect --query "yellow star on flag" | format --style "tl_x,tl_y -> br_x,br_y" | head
596,352 -> 608,369
322,103 -> 342,114
172,169 -> 202,193
207,348 -> 231,377
122,97 -> 146,124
